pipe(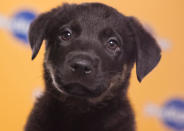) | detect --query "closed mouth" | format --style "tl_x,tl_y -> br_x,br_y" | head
62,83 -> 95,97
